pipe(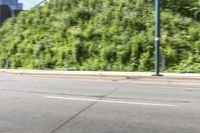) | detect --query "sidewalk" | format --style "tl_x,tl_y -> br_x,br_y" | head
0,69 -> 200,80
